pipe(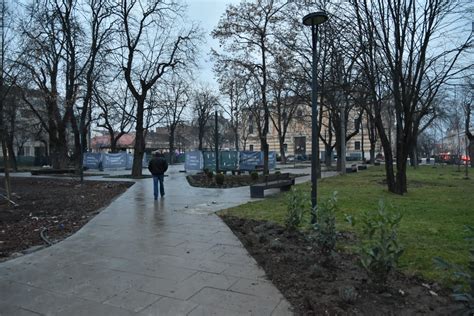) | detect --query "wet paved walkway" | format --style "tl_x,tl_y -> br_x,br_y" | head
0,165 -> 335,315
